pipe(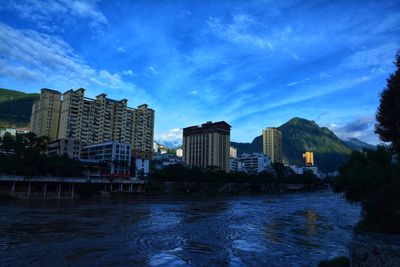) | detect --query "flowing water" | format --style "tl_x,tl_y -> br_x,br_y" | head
0,190 -> 360,266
